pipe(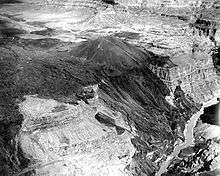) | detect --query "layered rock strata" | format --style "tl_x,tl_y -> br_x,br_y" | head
0,0 -> 220,176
